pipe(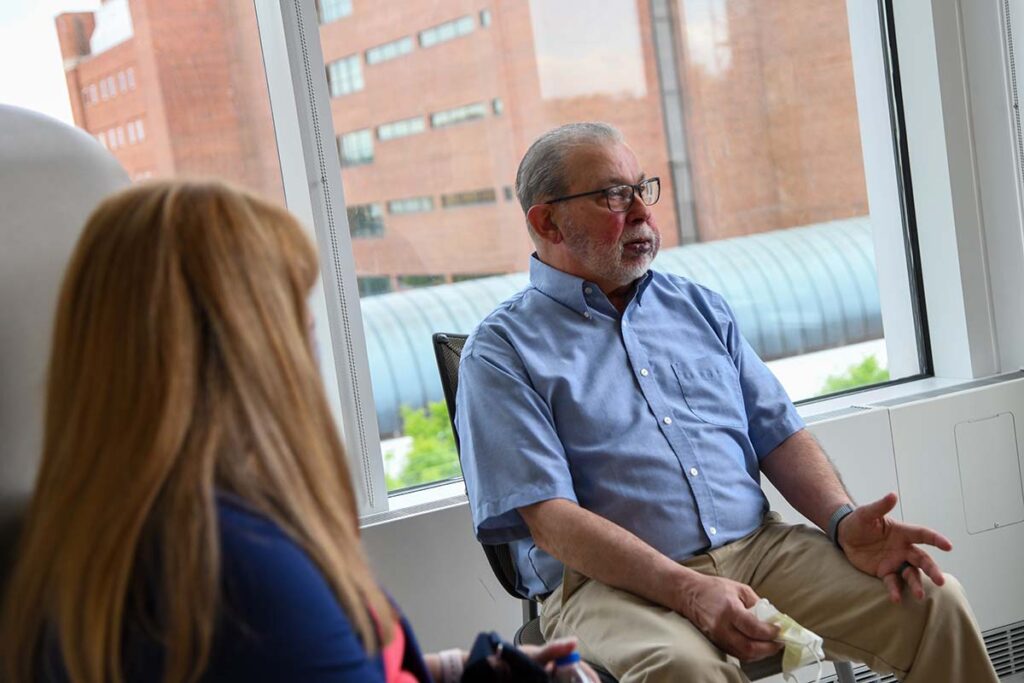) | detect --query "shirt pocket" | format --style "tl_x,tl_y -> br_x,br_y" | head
672,355 -> 747,428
